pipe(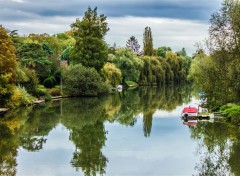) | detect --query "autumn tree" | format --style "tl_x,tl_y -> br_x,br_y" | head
70,7 -> 109,72
143,27 -> 153,56
126,36 -> 141,56
0,25 -> 17,106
